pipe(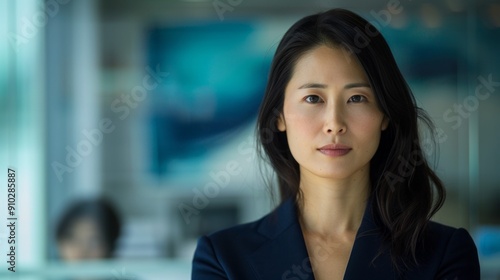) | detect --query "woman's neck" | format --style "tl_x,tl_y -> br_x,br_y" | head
297,168 -> 370,237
